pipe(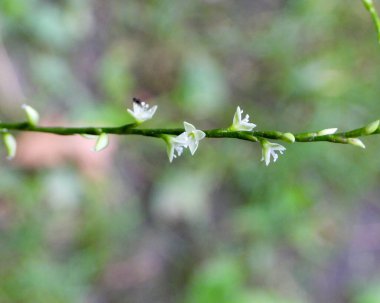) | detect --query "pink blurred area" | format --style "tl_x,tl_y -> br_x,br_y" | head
14,122 -> 118,180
